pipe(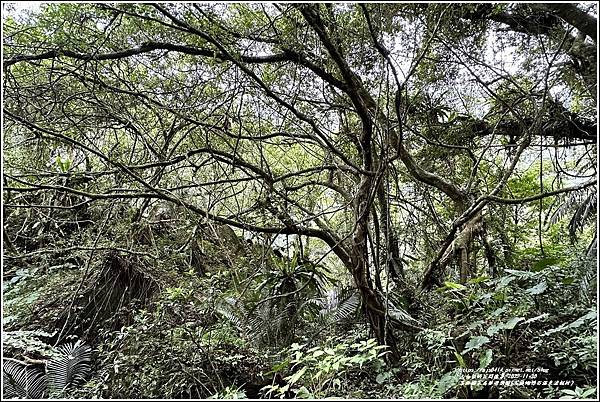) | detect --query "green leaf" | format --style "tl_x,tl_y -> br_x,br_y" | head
565,310 -> 597,330
581,387 -> 596,397
497,276 -> 516,288
453,351 -> 466,368
376,371 -> 392,384
437,368 -> 462,395
532,257 -> 561,272
332,378 -> 341,389
504,269 -> 535,278
443,281 -> 466,290
504,316 -> 524,330
561,277 -> 575,285
296,386 -> 312,398
468,275 -> 490,284
487,324 -> 502,337
522,313 -> 549,325
488,317 -> 524,335
479,349 -> 493,369
526,281 -> 547,295
288,367 -> 306,385
491,307 -> 506,317
464,336 -> 490,353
